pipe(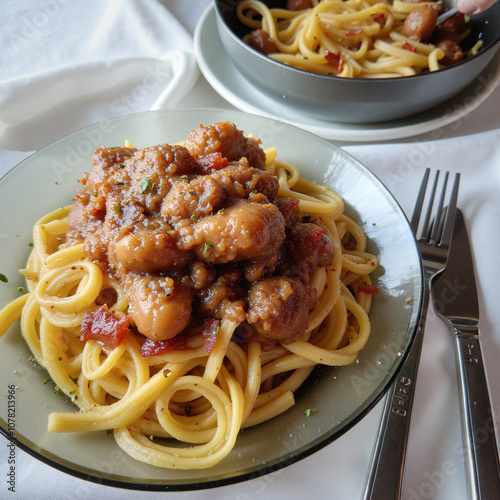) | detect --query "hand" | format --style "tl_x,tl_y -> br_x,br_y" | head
457,0 -> 498,14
